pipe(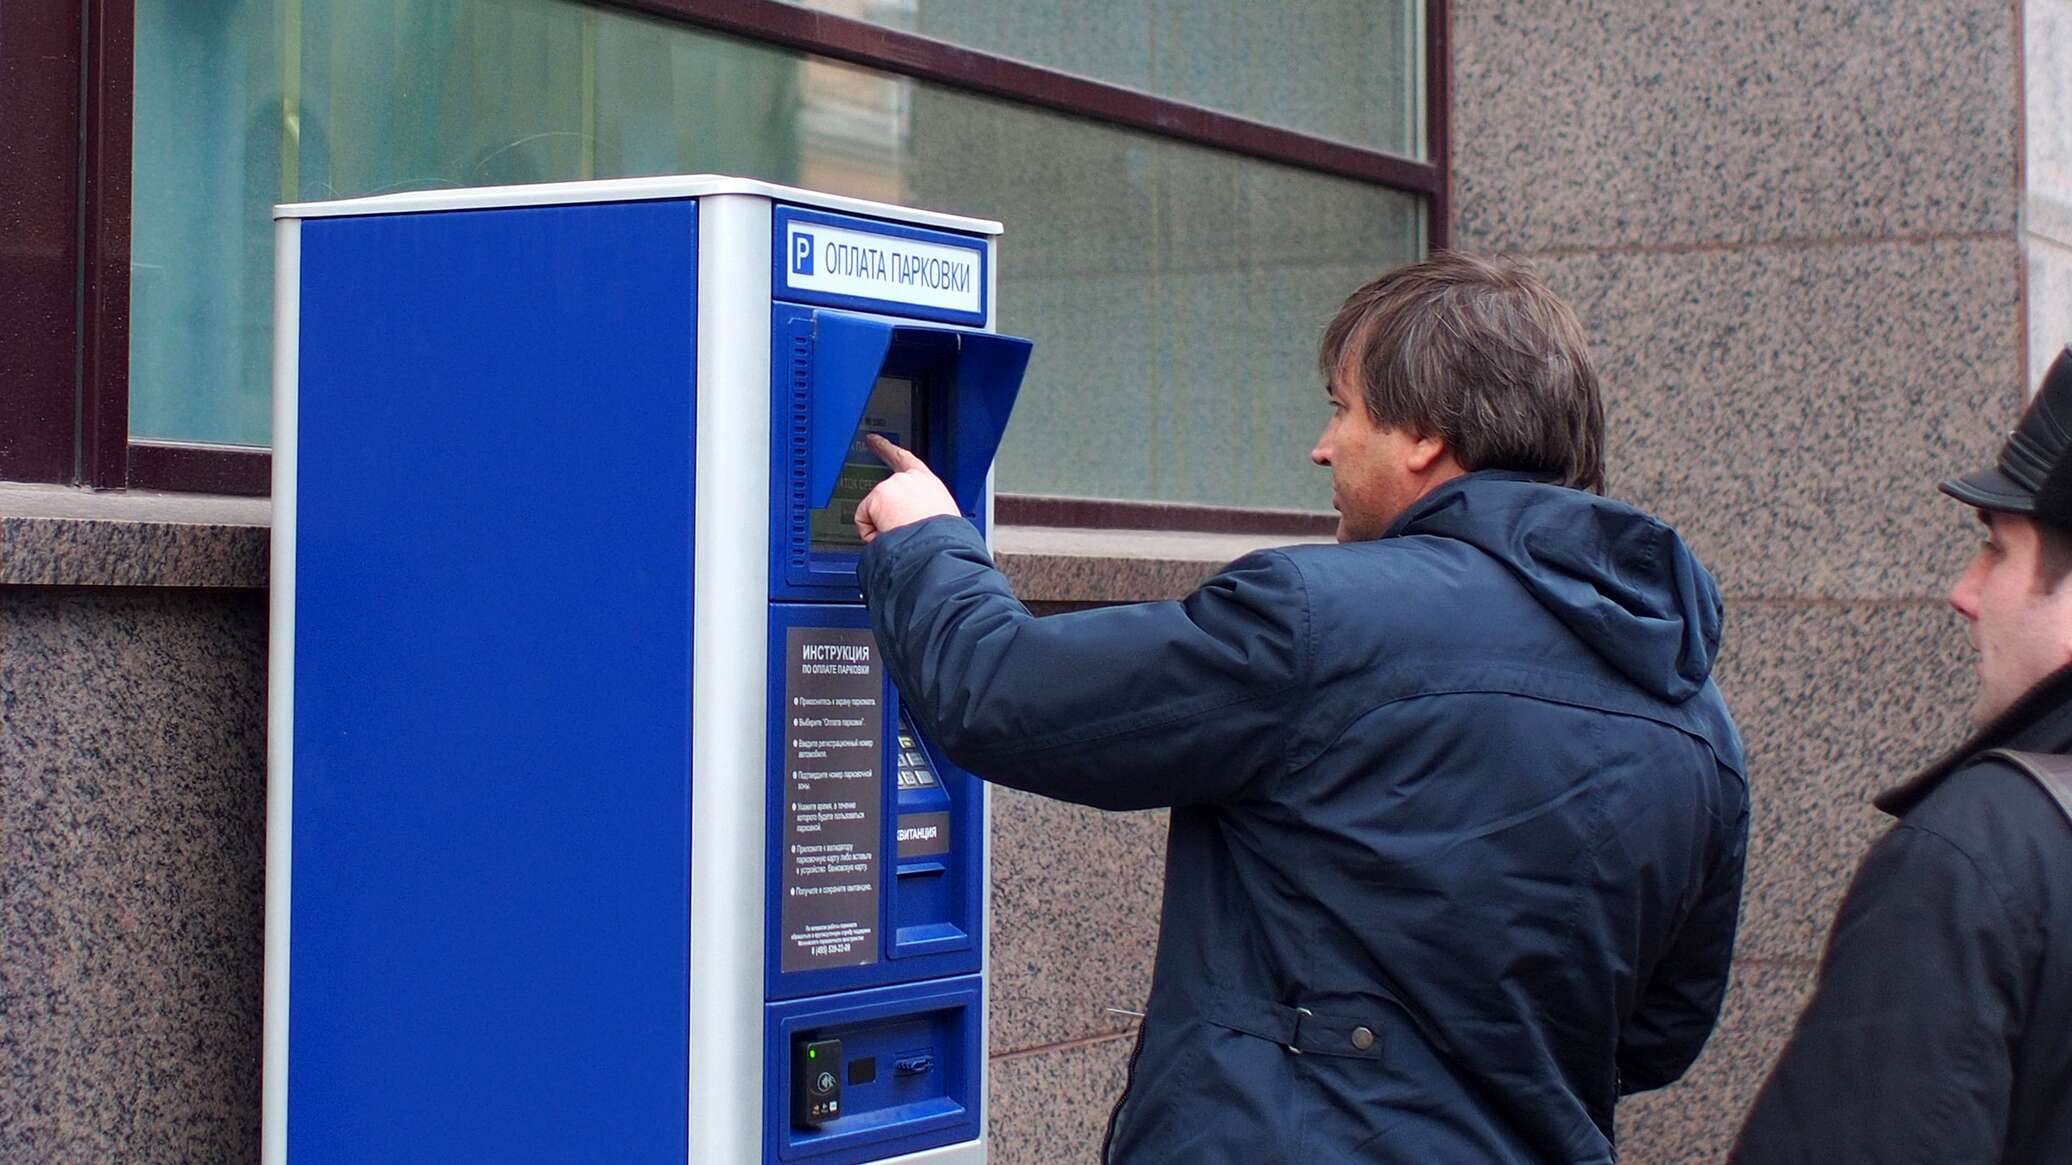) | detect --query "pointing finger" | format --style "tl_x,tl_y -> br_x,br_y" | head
865,433 -> 923,472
